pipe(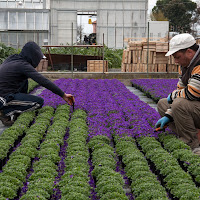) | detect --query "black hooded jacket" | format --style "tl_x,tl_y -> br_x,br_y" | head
0,42 -> 64,98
